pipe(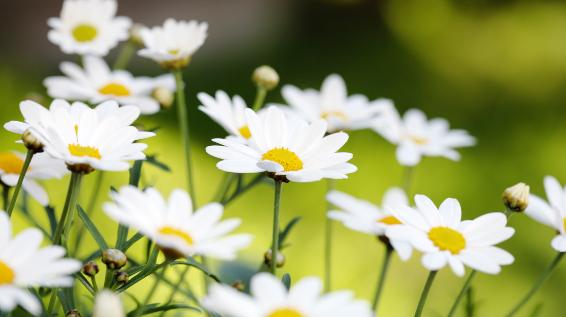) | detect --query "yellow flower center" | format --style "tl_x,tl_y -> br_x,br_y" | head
0,260 -> 15,285
428,227 -> 466,254
321,111 -> 349,122
168,49 -> 180,55
563,218 -> 566,232
378,215 -> 402,225
159,226 -> 194,246
72,24 -> 98,42
68,144 -> 102,159
261,148 -> 303,172
0,152 -> 26,174
98,83 -> 131,97
238,125 -> 252,139
408,135 -> 429,145
267,308 -> 304,317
